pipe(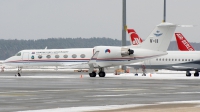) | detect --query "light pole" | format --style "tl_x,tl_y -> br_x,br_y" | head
121,0 -> 127,72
